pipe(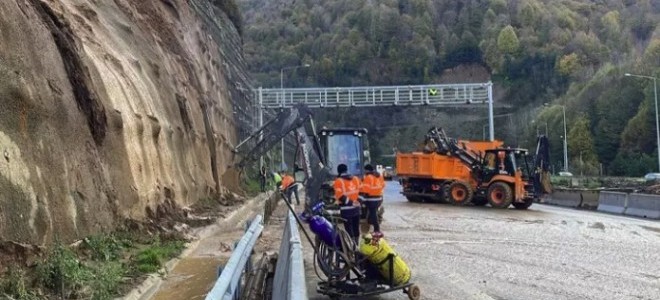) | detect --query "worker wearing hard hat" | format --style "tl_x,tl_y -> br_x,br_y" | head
360,164 -> 385,237
334,163 -> 361,241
